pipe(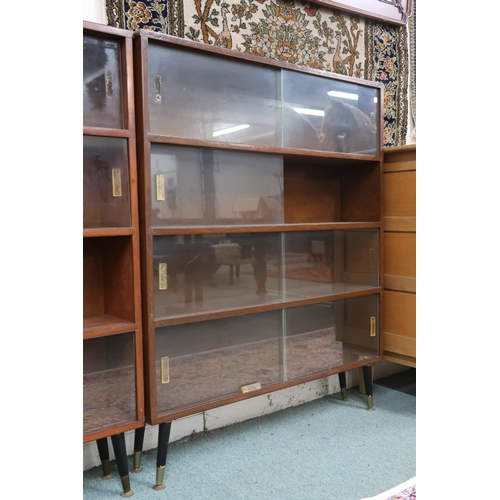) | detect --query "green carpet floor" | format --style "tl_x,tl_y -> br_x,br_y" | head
83,369 -> 416,500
